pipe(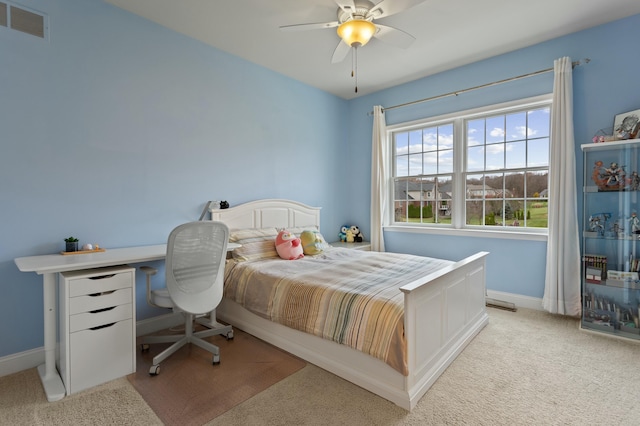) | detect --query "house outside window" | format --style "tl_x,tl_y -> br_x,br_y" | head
390,95 -> 551,232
